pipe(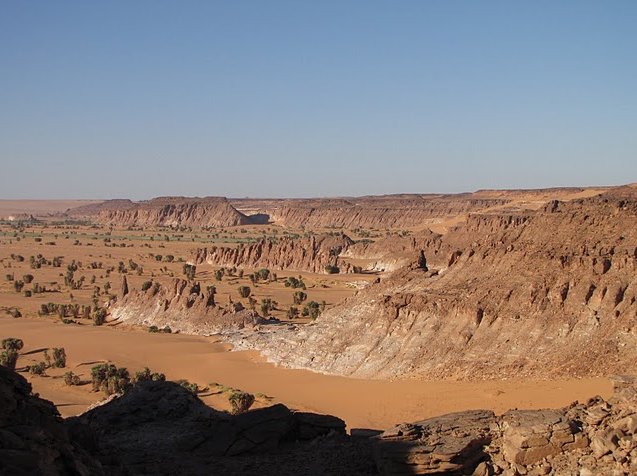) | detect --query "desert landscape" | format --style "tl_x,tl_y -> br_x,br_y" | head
3,2 -> 636,474
2,185 -> 637,474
